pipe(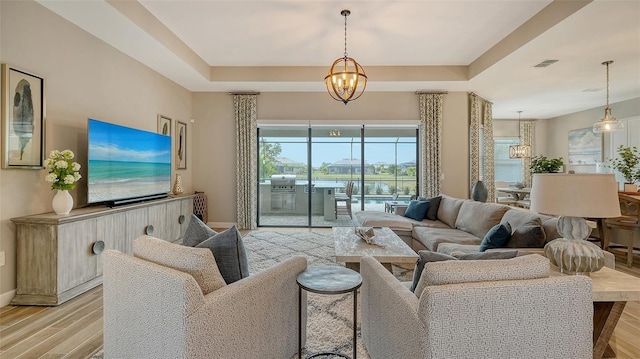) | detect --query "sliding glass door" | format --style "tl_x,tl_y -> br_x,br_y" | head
257,124 -> 418,227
